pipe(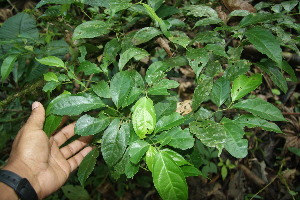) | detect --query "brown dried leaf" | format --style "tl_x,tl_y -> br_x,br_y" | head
222,0 -> 256,13
176,100 -> 192,116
